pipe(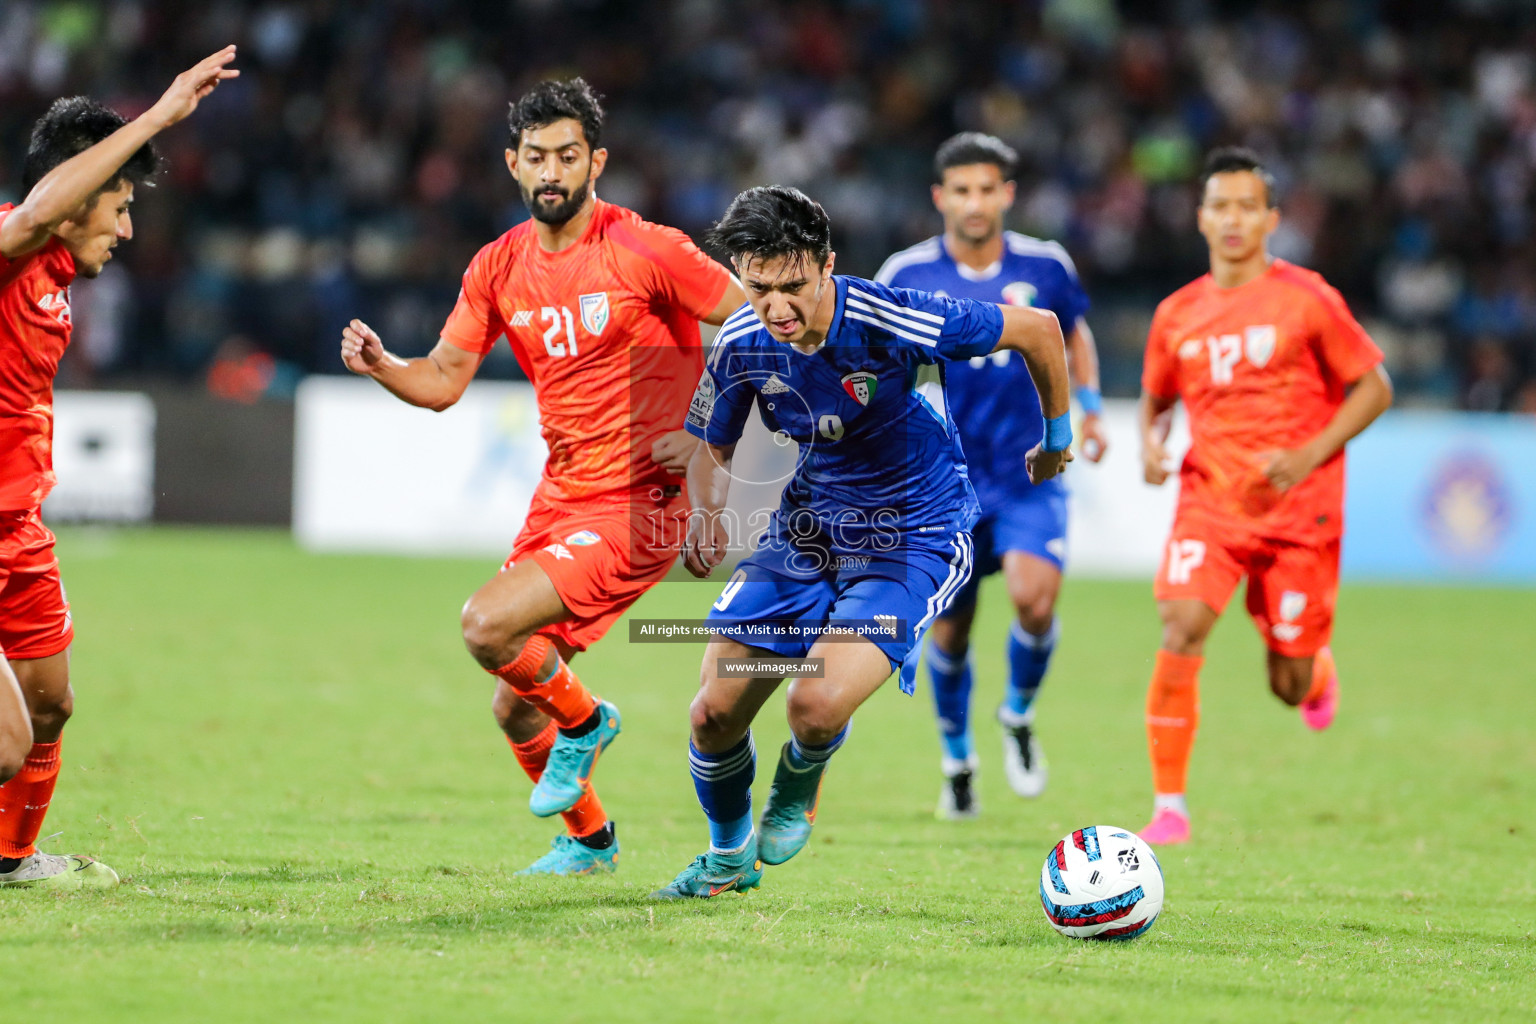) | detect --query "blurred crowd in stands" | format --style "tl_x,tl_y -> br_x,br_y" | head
2,0 -> 1534,410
